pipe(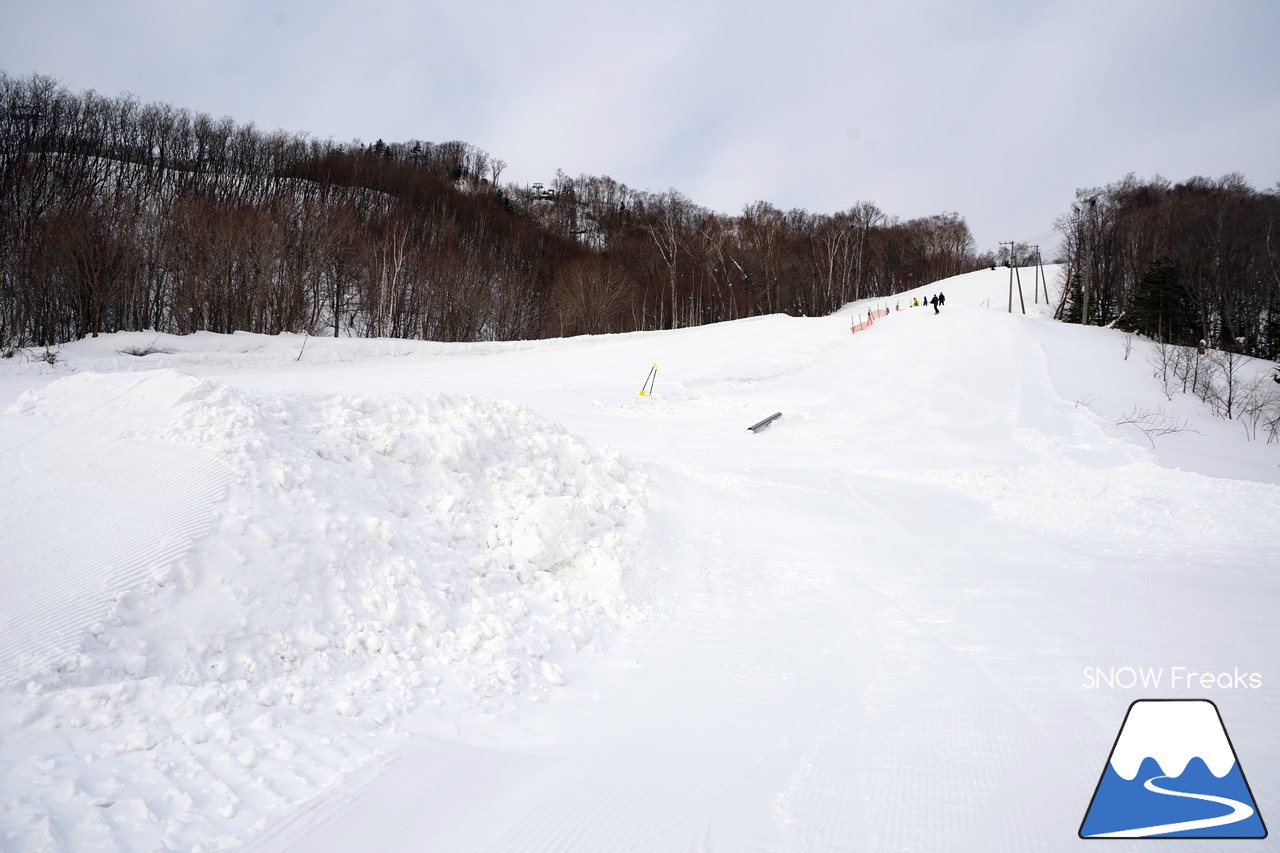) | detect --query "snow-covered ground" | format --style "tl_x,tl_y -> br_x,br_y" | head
1,266 -> 1276,851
